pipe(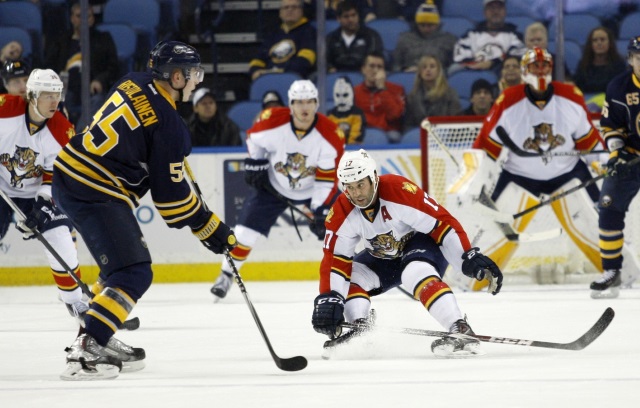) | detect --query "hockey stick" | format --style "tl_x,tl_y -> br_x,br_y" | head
496,126 -> 607,158
183,159 -> 308,371
265,185 -> 314,222
0,189 -> 140,331
340,307 -> 614,351
473,186 -> 563,241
